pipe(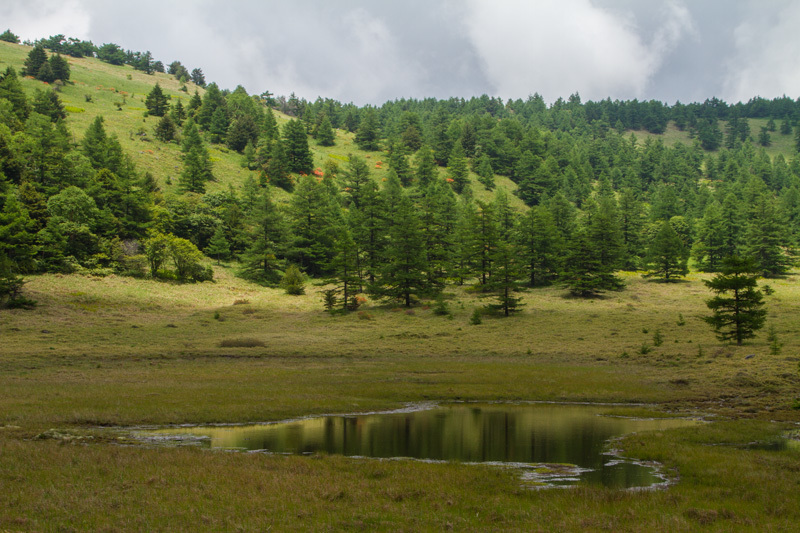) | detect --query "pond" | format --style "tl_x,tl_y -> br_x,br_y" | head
139,403 -> 701,489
